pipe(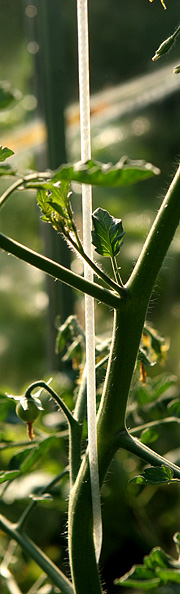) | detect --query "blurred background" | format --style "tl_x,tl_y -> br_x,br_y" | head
1,1 -> 180,593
